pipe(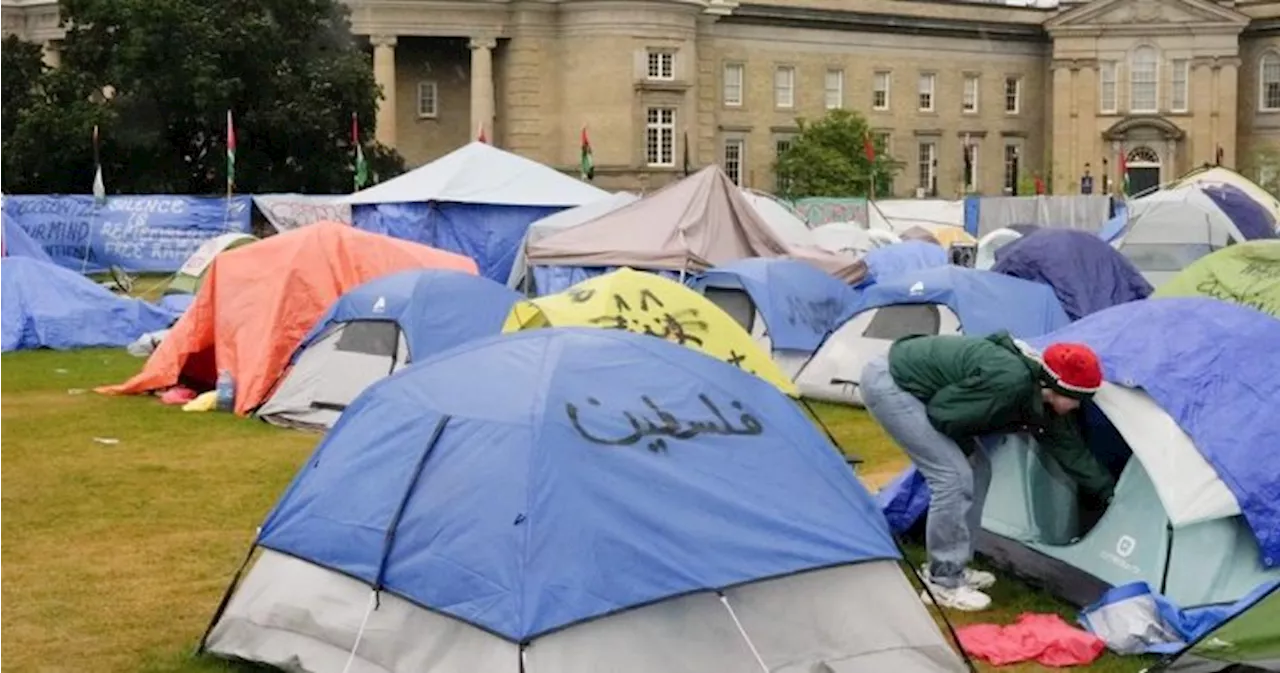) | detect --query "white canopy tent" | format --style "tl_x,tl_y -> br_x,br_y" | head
338,142 -> 609,207
506,192 -> 640,290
